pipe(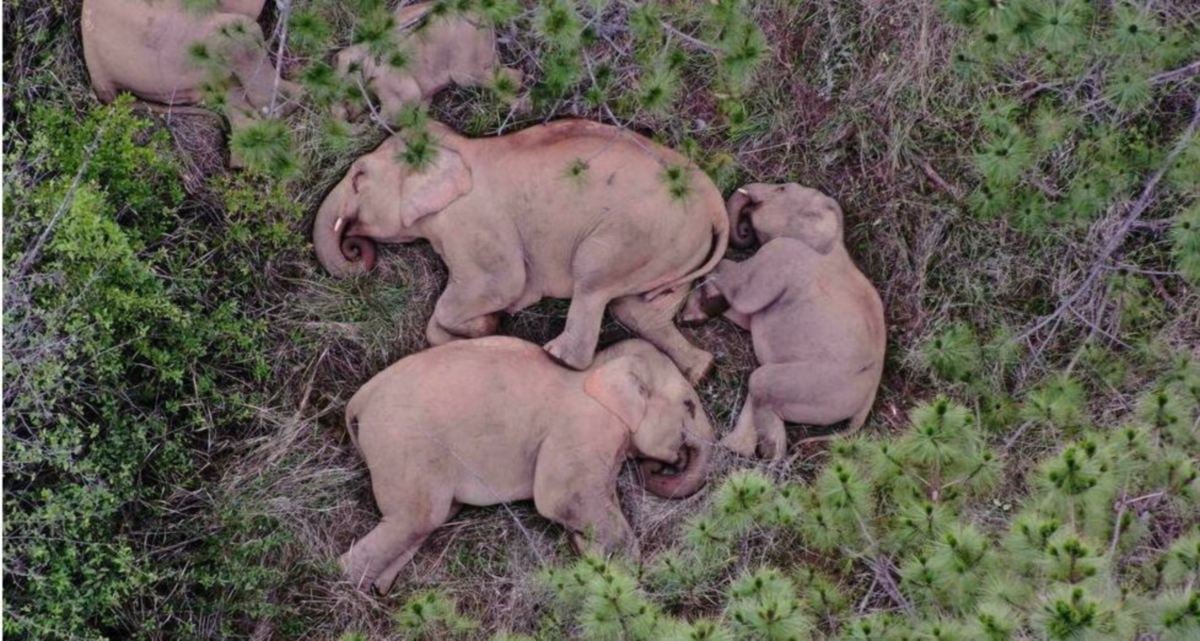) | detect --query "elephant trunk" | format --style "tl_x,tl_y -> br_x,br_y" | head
726,187 -> 757,249
314,181 -> 376,277
639,420 -> 714,499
